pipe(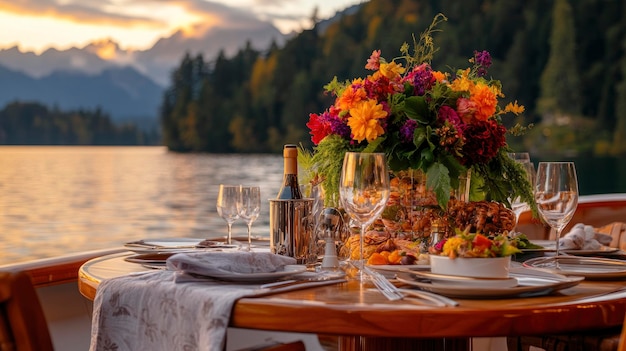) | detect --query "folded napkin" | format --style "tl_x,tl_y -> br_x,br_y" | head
166,251 -> 297,282
559,223 -> 613,250
90,251 -> 297,351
